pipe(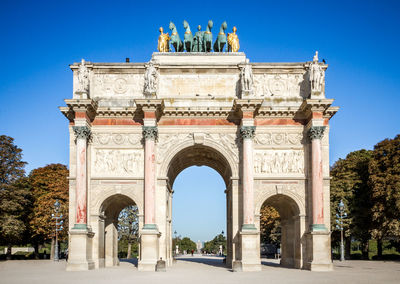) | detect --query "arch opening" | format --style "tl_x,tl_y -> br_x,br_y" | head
260,194 -> 301,269
99,194 -> 139,268
167,145 -> 233,268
